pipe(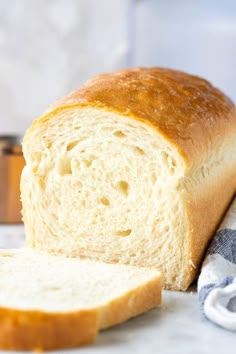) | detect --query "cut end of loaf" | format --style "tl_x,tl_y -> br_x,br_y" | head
21,106 -> 190,290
